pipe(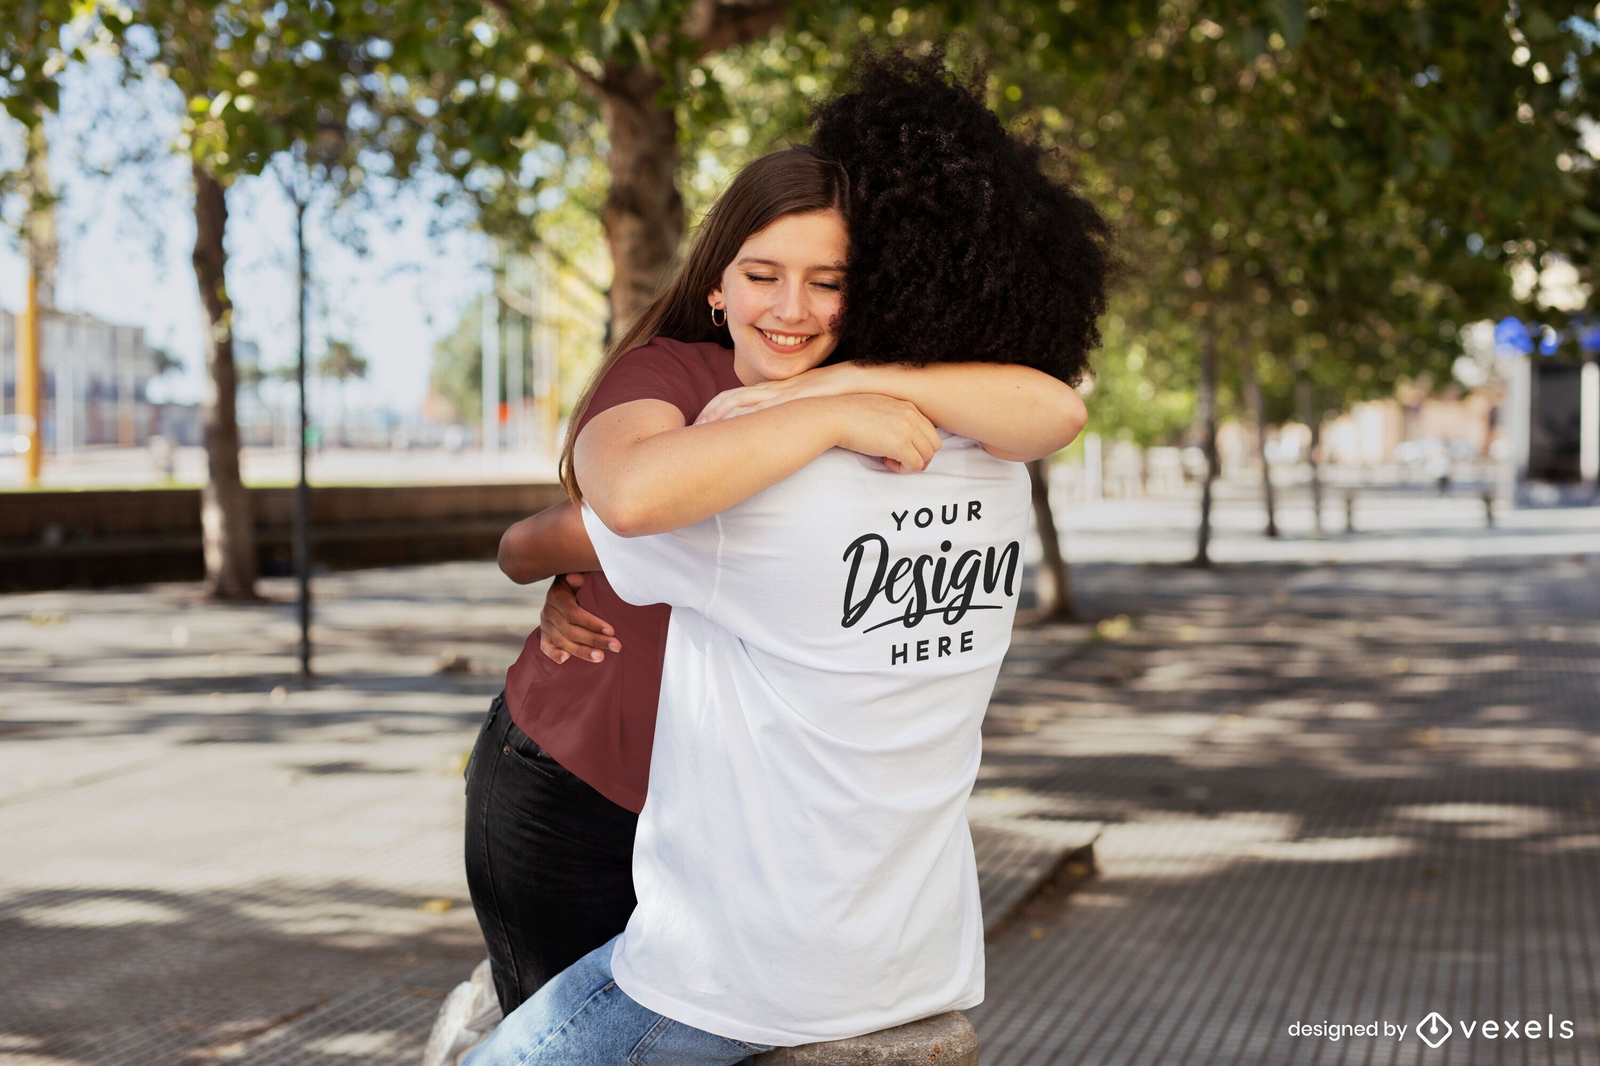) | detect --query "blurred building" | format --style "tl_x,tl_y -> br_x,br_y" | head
0,308 -> 198,449
1320,386 -> 1502,467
